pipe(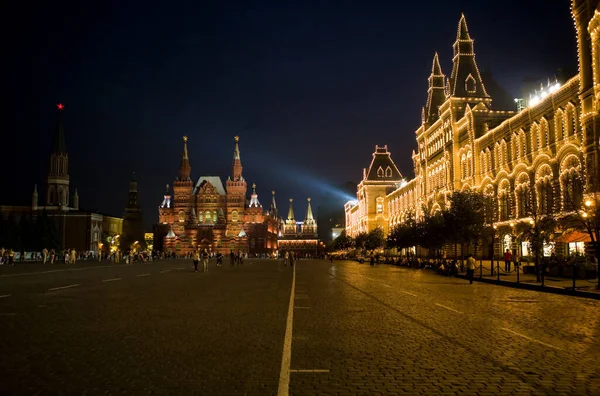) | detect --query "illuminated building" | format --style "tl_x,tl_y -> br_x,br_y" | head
157,136 -> 279,256
278,198 -> 321,256
345,6 -> 600,258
